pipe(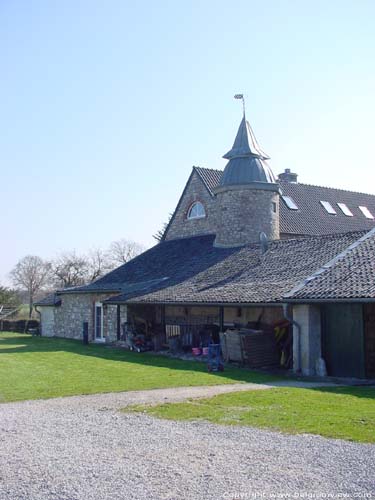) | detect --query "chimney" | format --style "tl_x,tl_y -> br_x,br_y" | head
278,168 -> 298,183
